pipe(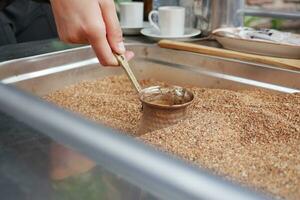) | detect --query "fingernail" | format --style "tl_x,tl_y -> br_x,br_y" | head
118,42 -> 126,53
127,51 -> 135,60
